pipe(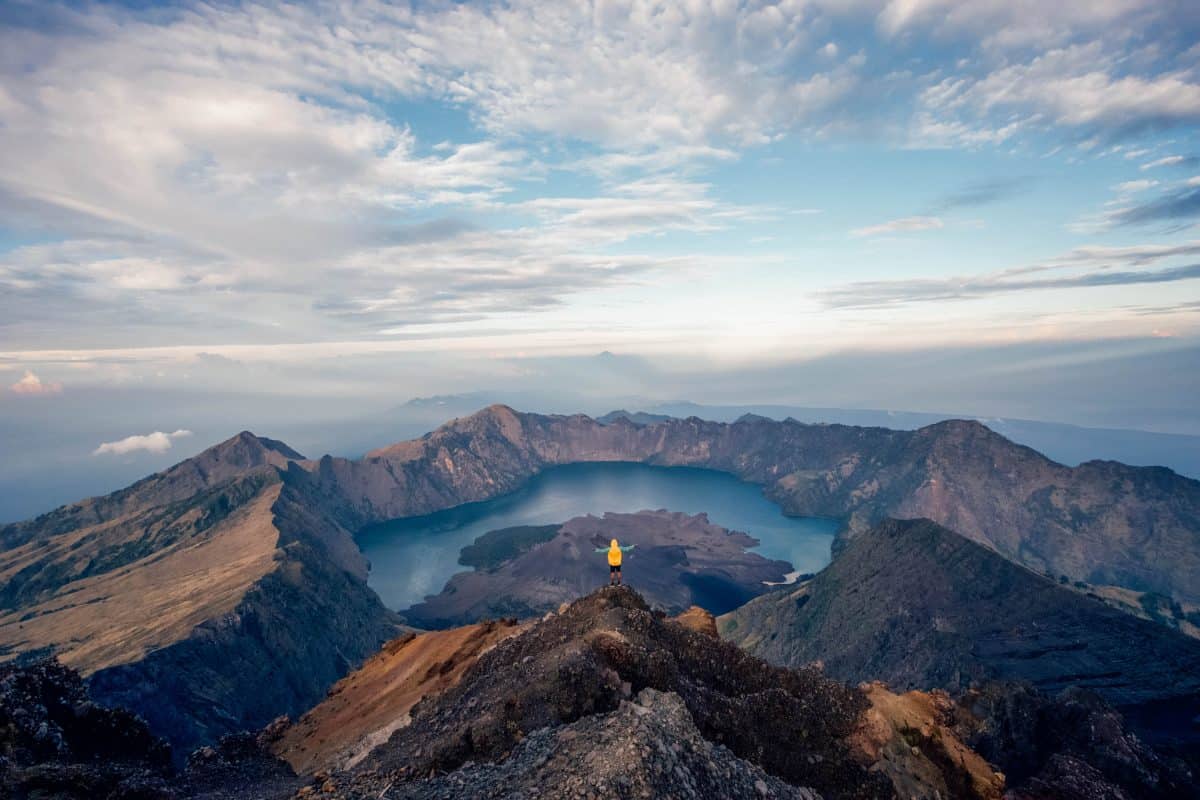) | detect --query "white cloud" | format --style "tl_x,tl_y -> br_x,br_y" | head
1114,179 -> 1158,192
0,1 -> 858,158
1142,155 -> 1186,170
877,0 -> 1154,47
415,0 -> 863,148
0,170 -> 761,341
1060,241 -> 1200,265
0,0 -> 826,351
93,429 -> 193,456
917,43 -> 1200,147
851,216 -> 944,237
822,239 -> 1200,307
9,370 -> 62,395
